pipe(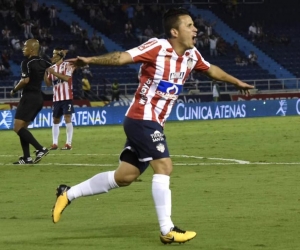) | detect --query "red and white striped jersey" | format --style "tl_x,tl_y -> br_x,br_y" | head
125,38 -> 210,126
48,61 -> 75,102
